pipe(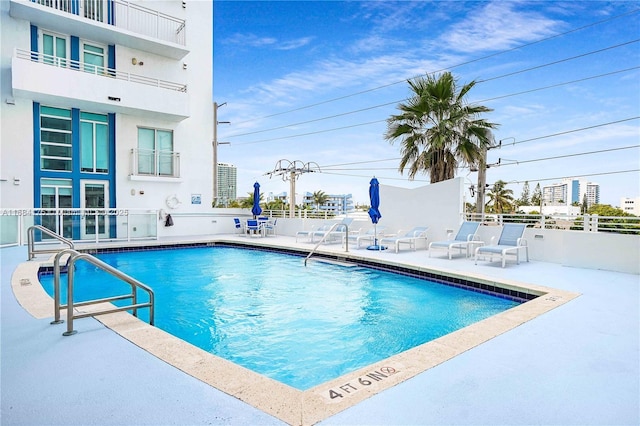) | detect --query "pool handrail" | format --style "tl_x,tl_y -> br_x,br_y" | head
27,225 -> 74,260
51,248 -> 155,336
305,222 -> 349,266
